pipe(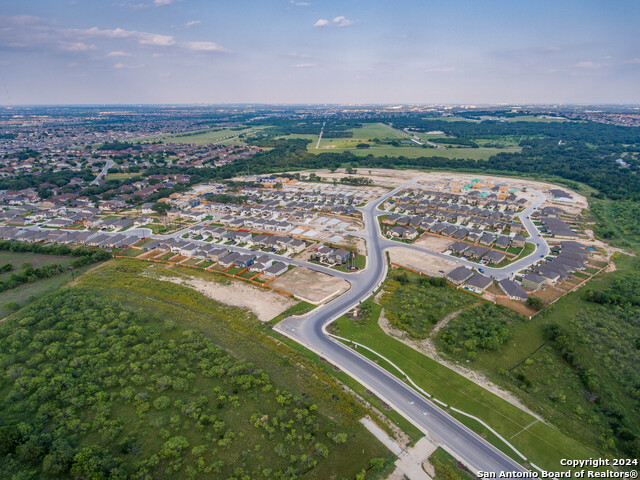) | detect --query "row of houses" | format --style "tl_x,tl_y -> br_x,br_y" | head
183,225 -> 307,254
537,216 -> 578,238
446,265 -> 529,301
0,226 -> 140,249
243,183 -> 369,207
385,212 -> 521,237
446,265 -> 530,300
448,241 -> 507,265
383,214 -> 525,248
400,186 -> 528,210
143,238 -> 288,277
521,241 -> 590,289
